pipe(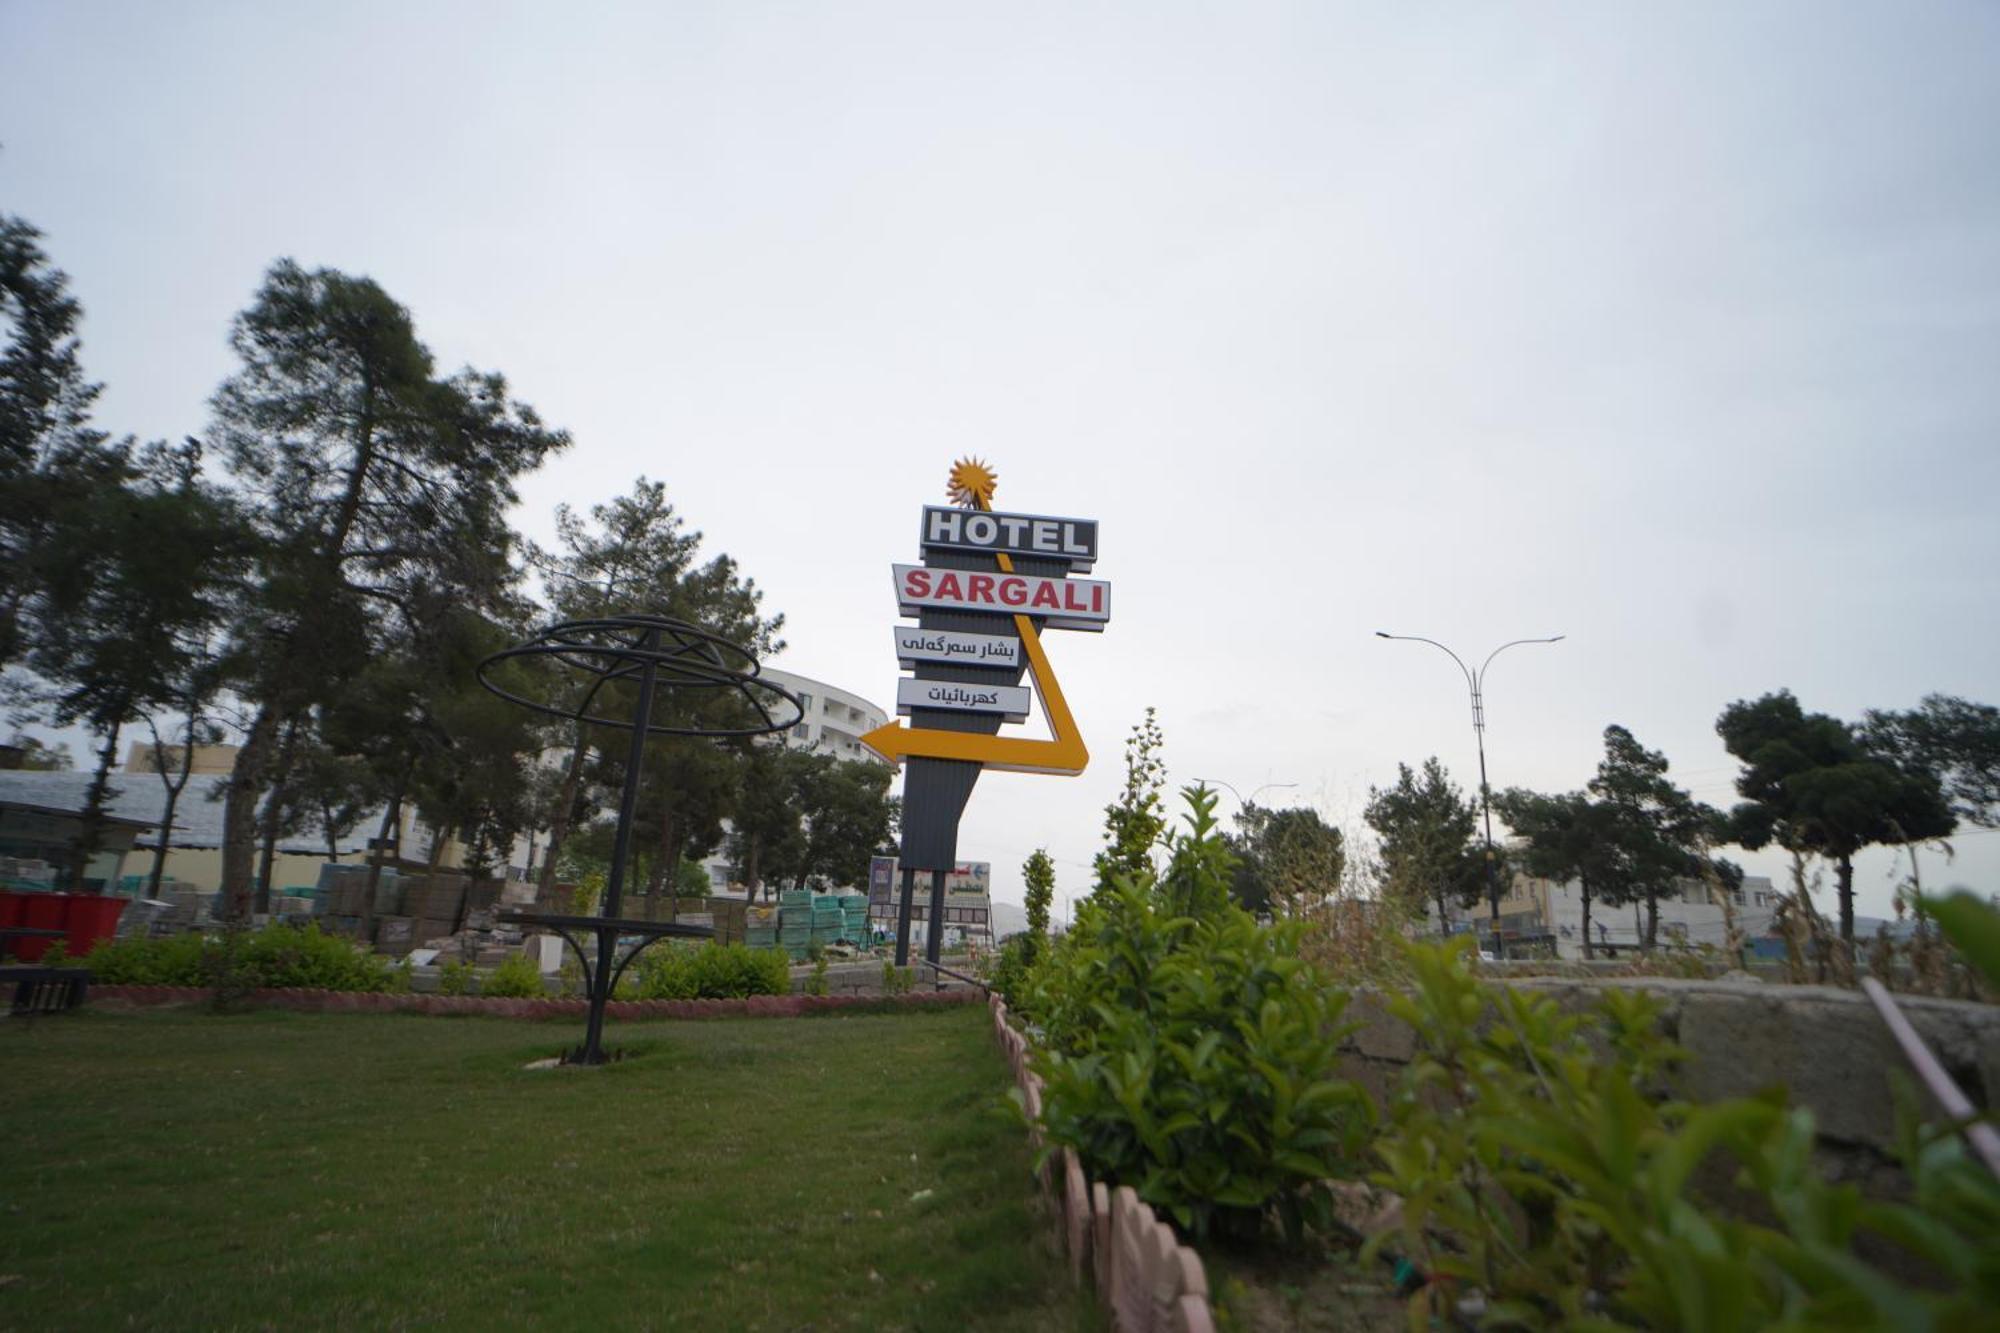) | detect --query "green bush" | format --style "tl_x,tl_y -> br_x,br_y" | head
74,924 -> 398,992
479,952 -> 546,998
1369,934 -> 2000,1328
437,959 -> 475,996
1022,799 -> 1374,1242
987,932 -> 1040,1007
630,943 -> 791,1000
805,954 -> 830,997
